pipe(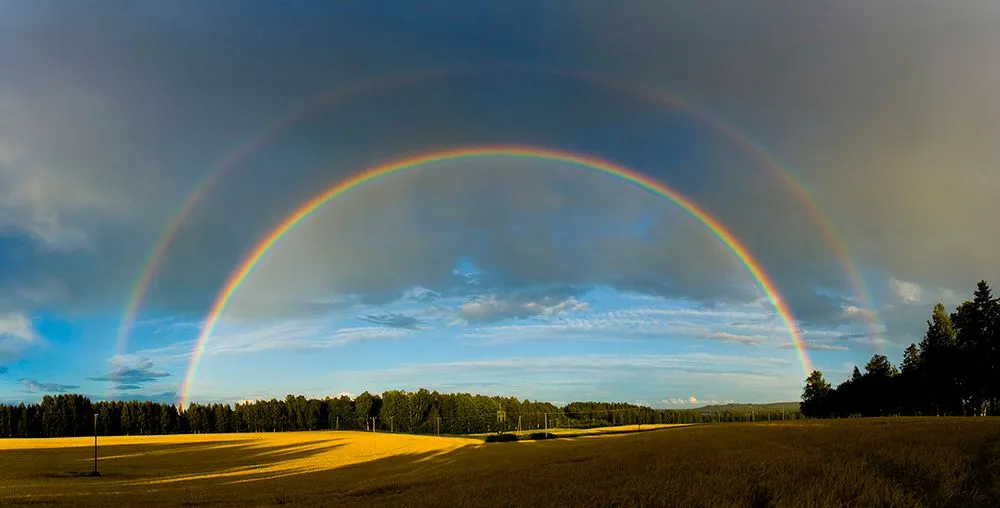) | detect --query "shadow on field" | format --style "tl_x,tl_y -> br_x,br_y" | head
13,436 -> 347,483
5,420 -> 1000,507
